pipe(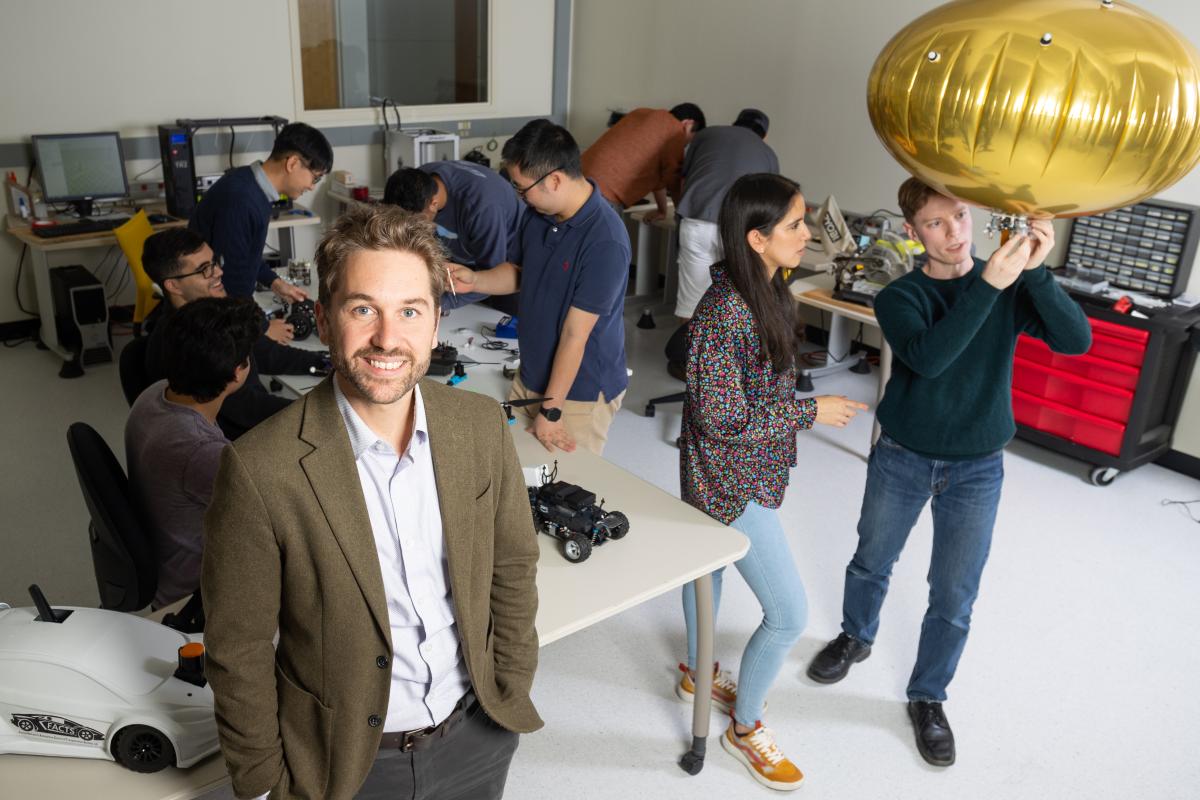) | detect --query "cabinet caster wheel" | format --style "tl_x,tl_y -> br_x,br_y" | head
644,404 -> 656,418
796,373 -> 814,393
678,749 -> 704,775
1088,466 -> 1118,486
